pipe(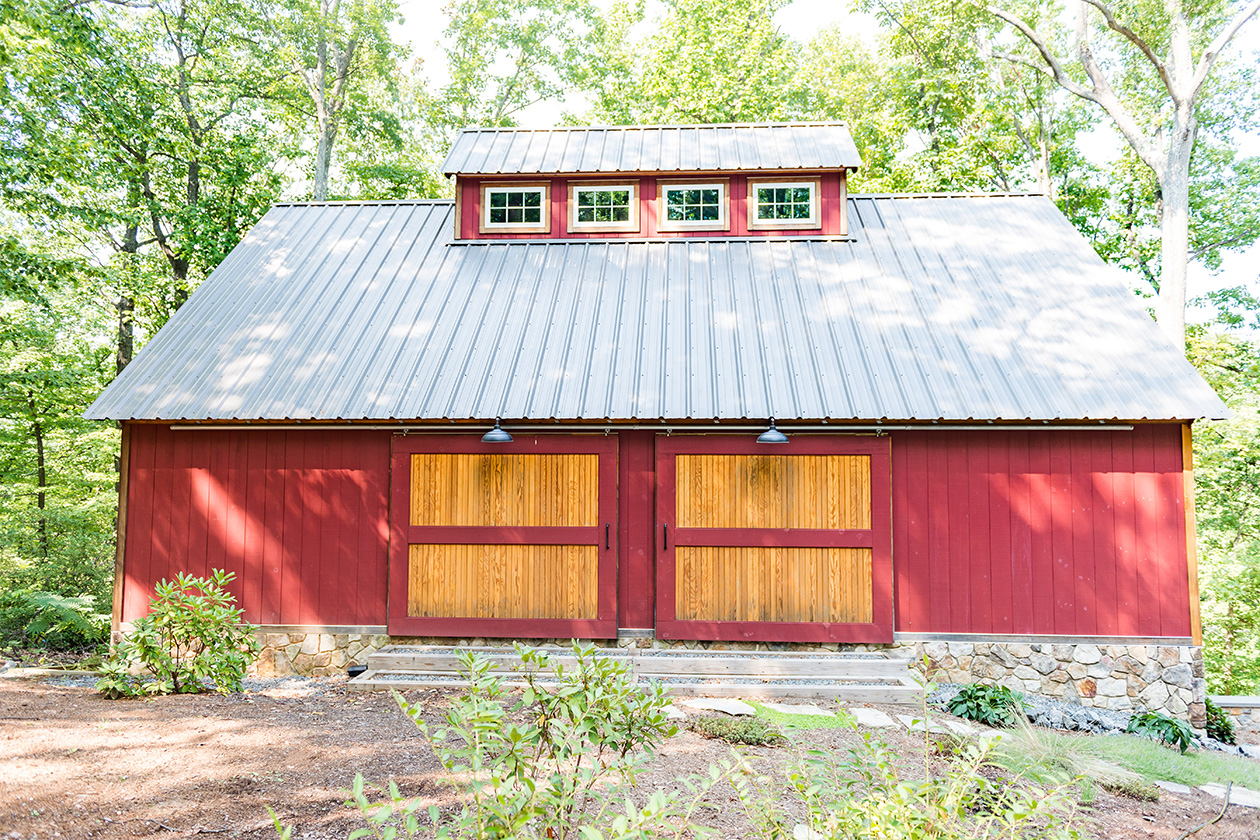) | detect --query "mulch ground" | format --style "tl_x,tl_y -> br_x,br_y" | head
2,676 -> 1259,839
